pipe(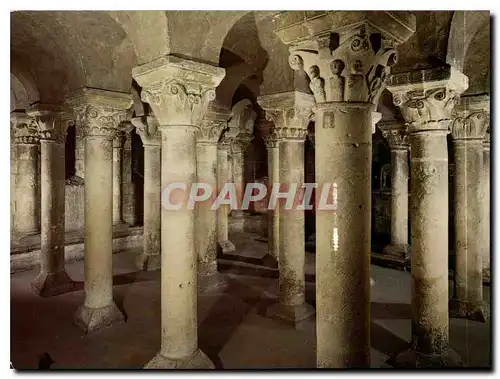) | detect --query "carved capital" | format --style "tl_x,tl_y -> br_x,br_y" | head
257,91 -> 314,141
26,103 -> 72,144
132,55 -> 225,128
131,115 -> 161,147
387,67 -> 468,133
67,88 -> 133,139
10,111 -> 39,144
451,94 -> 490,141
378,120 -> 410,150
198,102 -> 231,144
